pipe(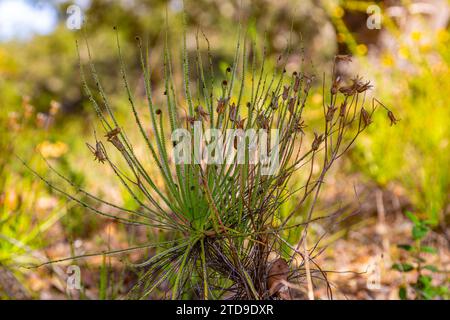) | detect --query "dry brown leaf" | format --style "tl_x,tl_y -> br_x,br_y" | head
267,258 -> 291,299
